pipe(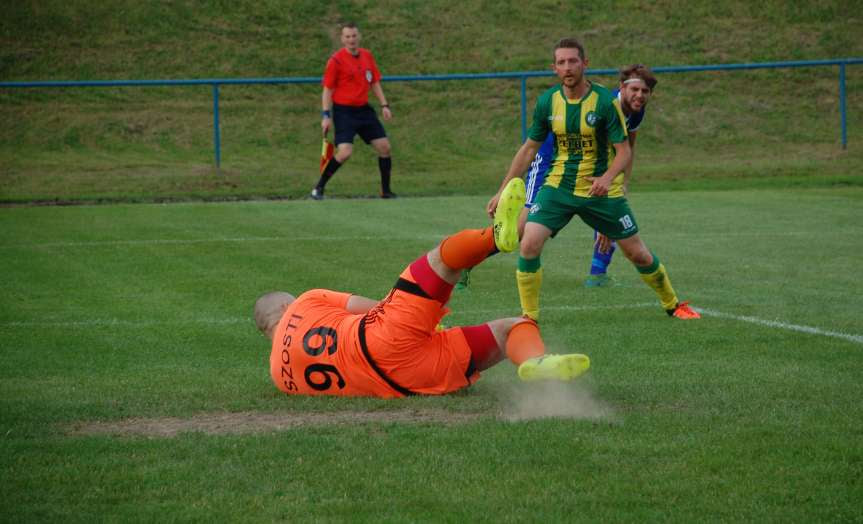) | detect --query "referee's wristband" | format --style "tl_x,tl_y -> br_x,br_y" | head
381,104 -> 390,108
321,110 -> 331,118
